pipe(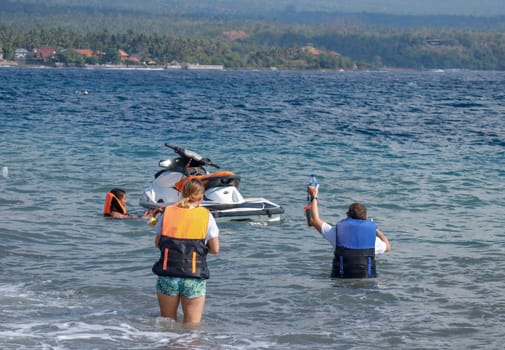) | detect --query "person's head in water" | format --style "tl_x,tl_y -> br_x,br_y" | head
104,188 -> 129,218
346,203 -> 367,220
178,178 -> 205,208
110,188 -> 126,203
